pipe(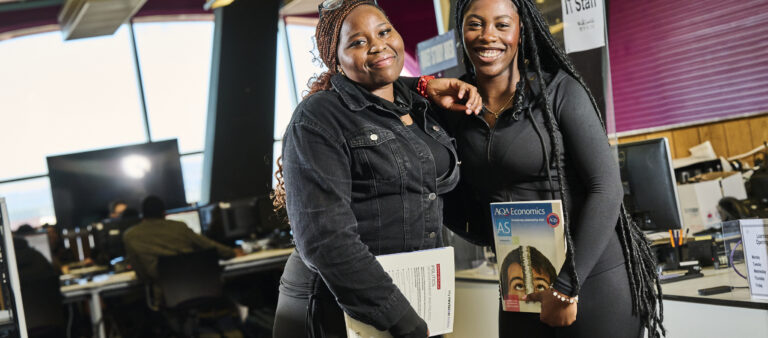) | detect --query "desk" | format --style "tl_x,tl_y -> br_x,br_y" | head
445,266 -> 499,338
62,248 -> 294,338
661,267 -> 768,337
447,266 -> 768,338
221,247 -> 295,278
